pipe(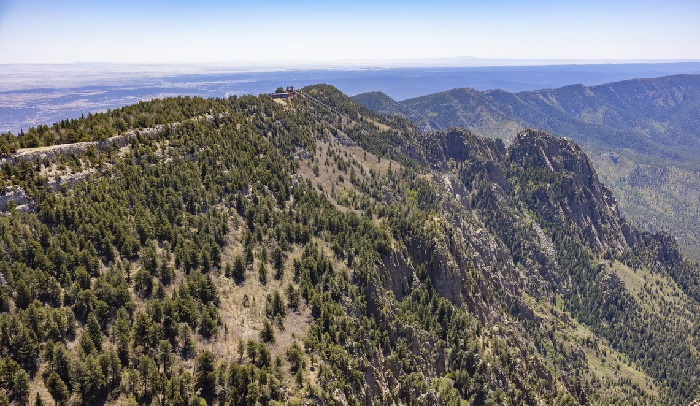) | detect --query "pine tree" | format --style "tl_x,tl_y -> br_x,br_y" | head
233,255 -> 245,282
113,308 -> 132,364
51,346 -> 71,389
136,355 -> 156,400
194,351 -> 215,404
260,320 -> 275,343
258,263 -> 268,285
199,308 -> 217,339
15,280 -> 32,309
157,340 -> 174,375
87,313 -> 102,351
272,246 -> 284,280
286,341 -> 305,373
13,370 -> 29,406
286,284 -> 300,311
180,326 -> 196,359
